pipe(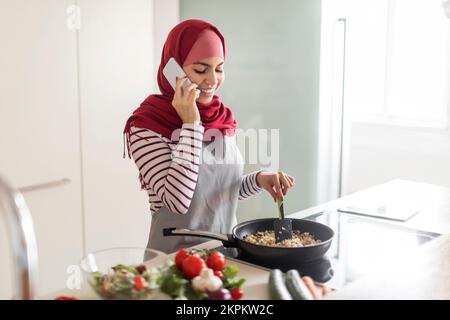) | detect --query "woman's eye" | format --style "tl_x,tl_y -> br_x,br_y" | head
194,69 -> 223,74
